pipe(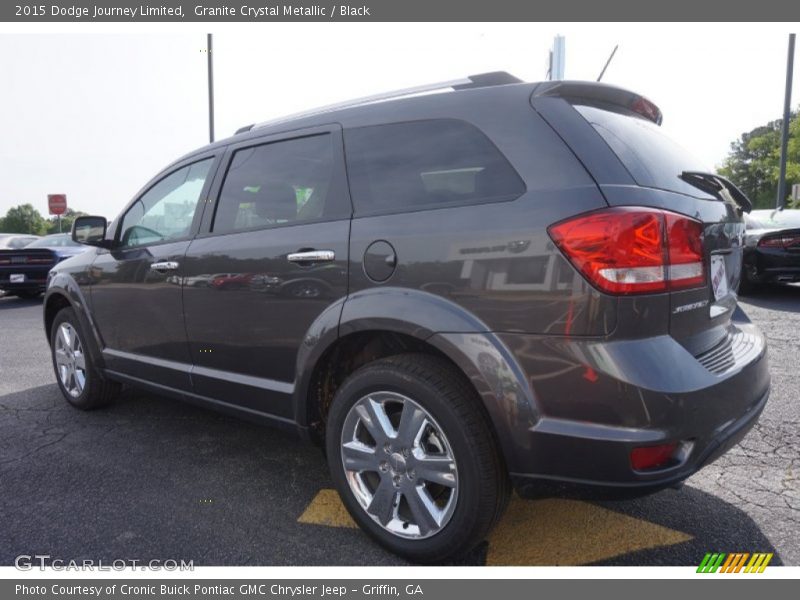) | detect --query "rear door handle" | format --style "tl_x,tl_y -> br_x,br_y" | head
150,261 -> 180,272
287,250 -> 335,264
